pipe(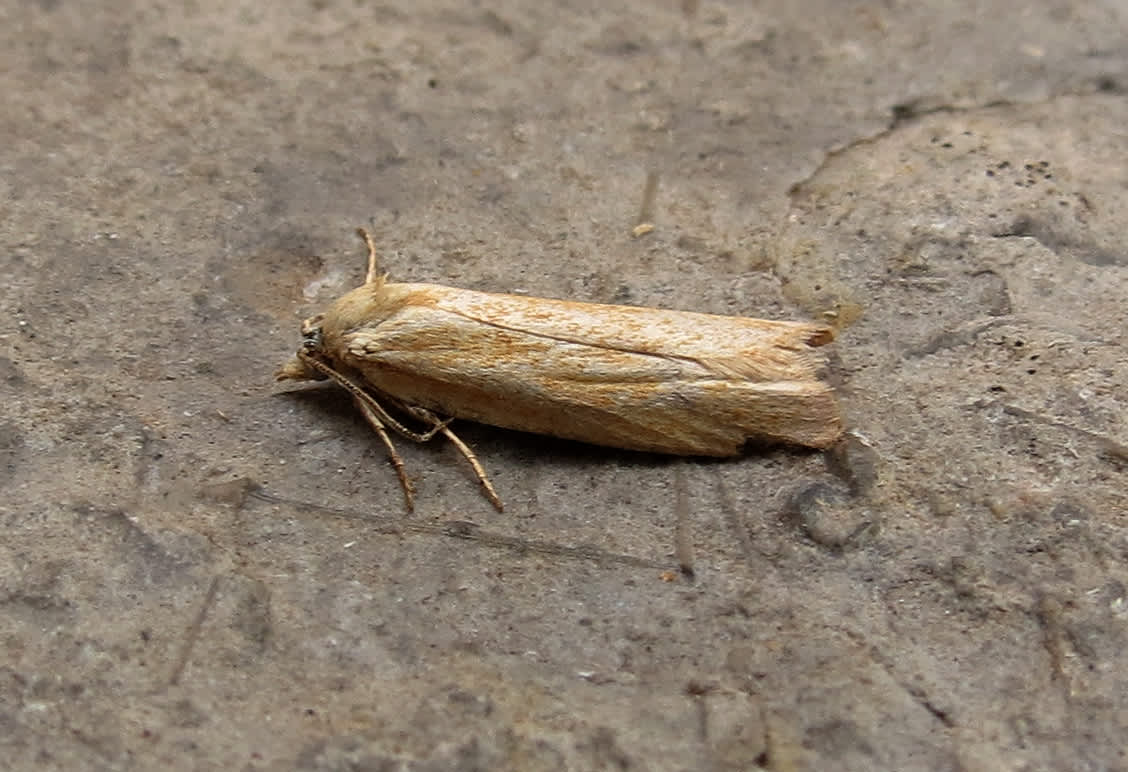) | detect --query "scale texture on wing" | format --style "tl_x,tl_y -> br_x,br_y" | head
432,287 -> 832,381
